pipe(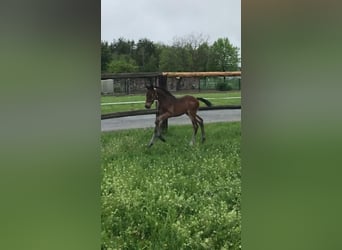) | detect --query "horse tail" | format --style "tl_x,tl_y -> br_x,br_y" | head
197,97 -> 212,107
